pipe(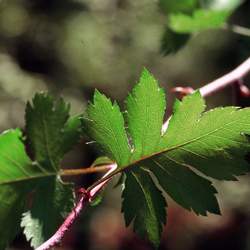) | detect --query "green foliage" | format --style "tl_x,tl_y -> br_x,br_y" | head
159,93 -> 250,180
0,129 -> 40,184
160,0 -> 243,54
21,93 -> 82,247
90,193 -> 103,207
0,183 -> 27,250
26,93 -> 69,170
126,69 -> 166,161
122,168 -> 166,247
169,9 -> 229,34
85,90 -> 131,166
0,1 -> 250,249
159,0 -> 198,14
0,94 -> 82,249
91,156 -> 113,167
85,69 -> 250,247
161,28 -> 190,55
1,69 -> 250,249
21,178 -> 74,248
0,129 -> 34,250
